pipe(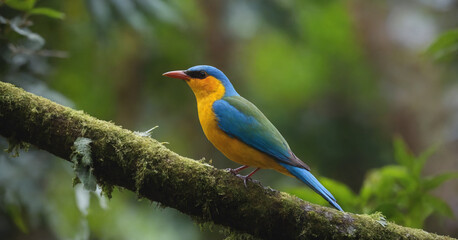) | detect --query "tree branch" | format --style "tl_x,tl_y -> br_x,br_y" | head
0,82 -> 454,240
